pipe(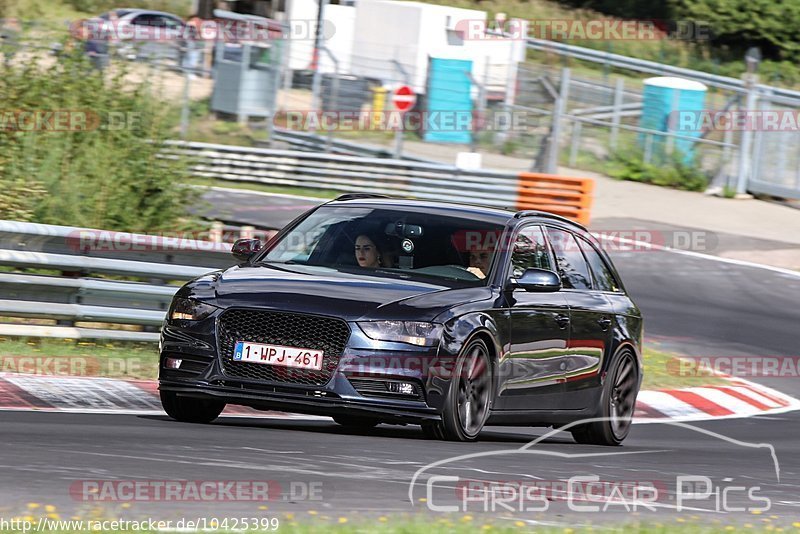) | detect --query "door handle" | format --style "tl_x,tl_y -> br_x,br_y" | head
555,314 -> 570,329
598,317 -> 612,330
